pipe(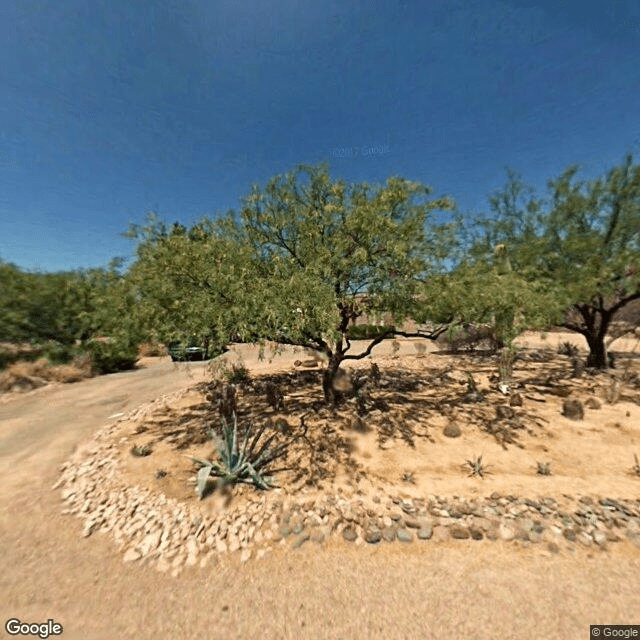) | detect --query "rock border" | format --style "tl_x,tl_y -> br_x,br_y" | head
54,390 -> 640,578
